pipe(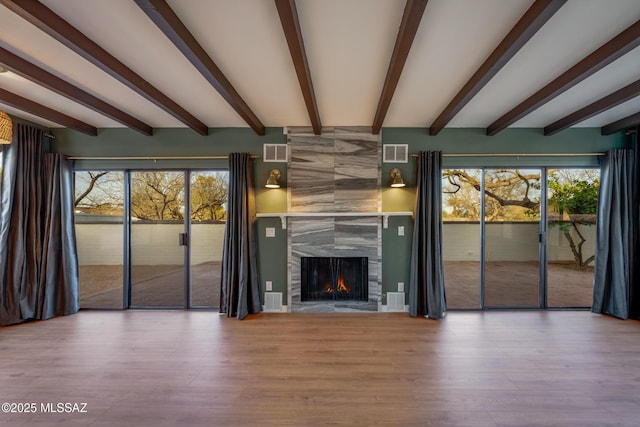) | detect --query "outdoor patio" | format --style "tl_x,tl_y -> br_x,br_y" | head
79,261 -> 592,309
